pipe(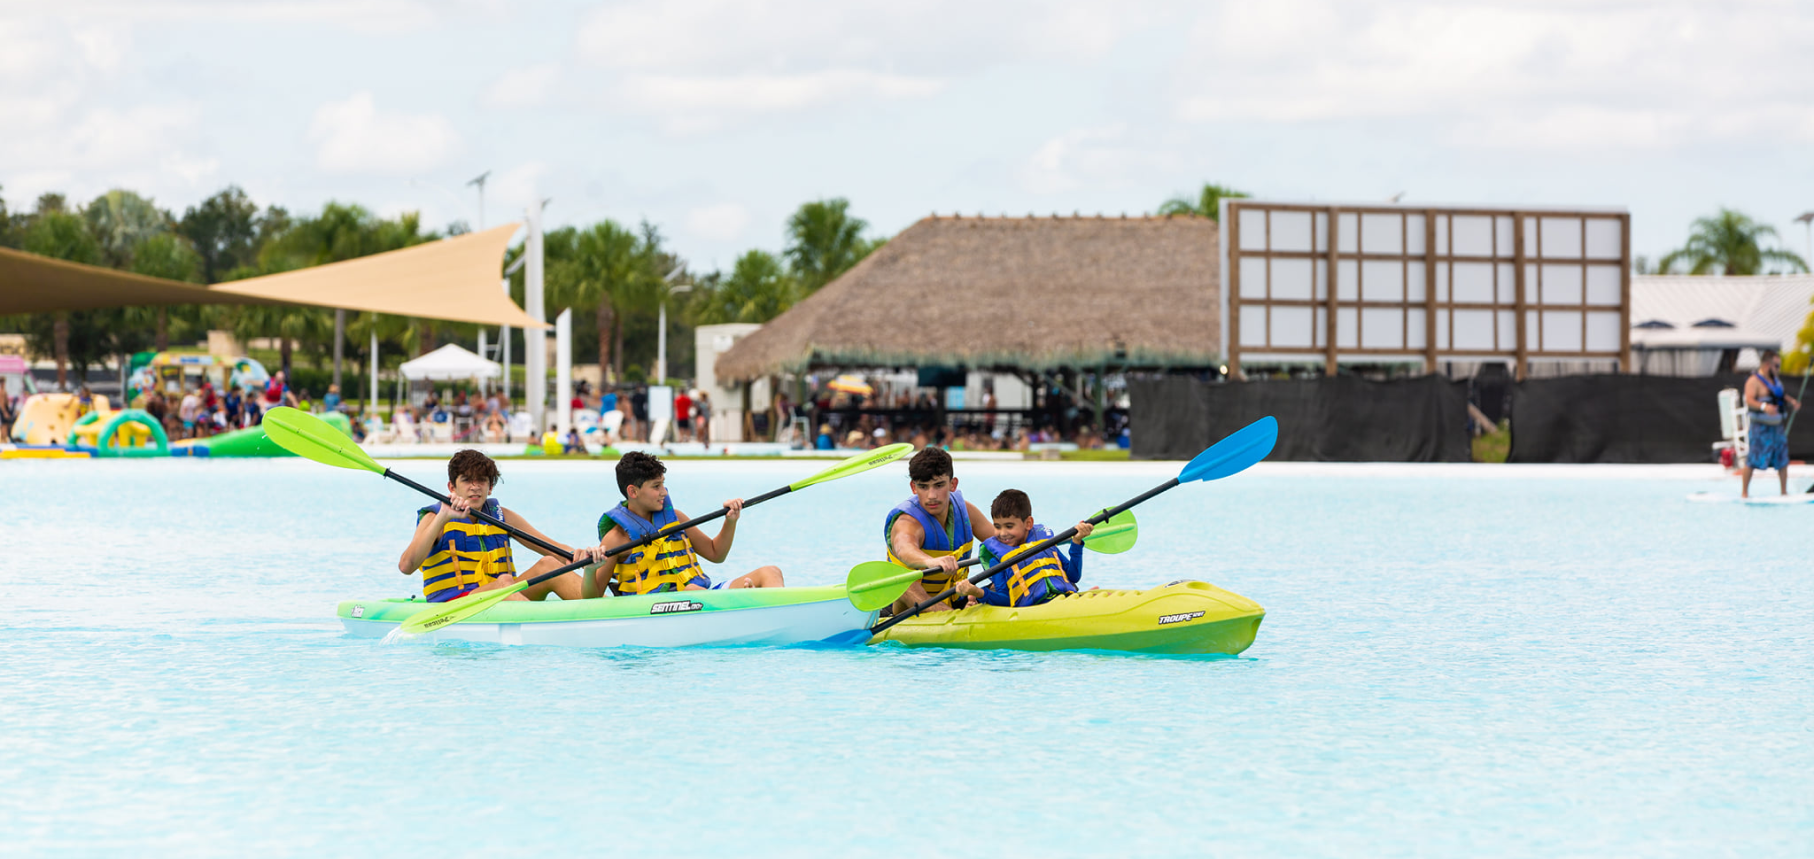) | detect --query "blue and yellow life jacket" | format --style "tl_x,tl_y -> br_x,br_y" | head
416,498 -> 517,603
980,524 -> 1077,607
1755,371 -> 1786,410
883,490 -> 974,598
598,497 -> 706,596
